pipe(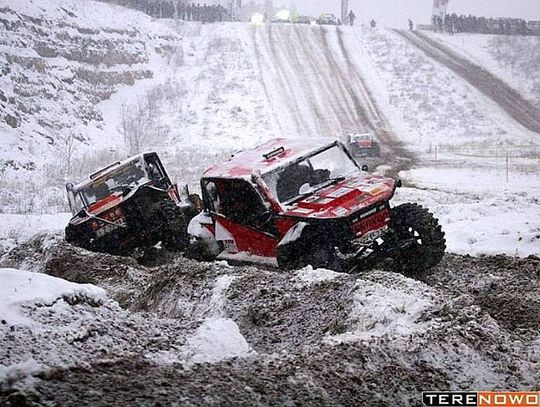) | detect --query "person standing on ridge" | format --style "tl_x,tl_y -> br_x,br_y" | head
408,18 -> 414,30
348,9 -> 356,26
